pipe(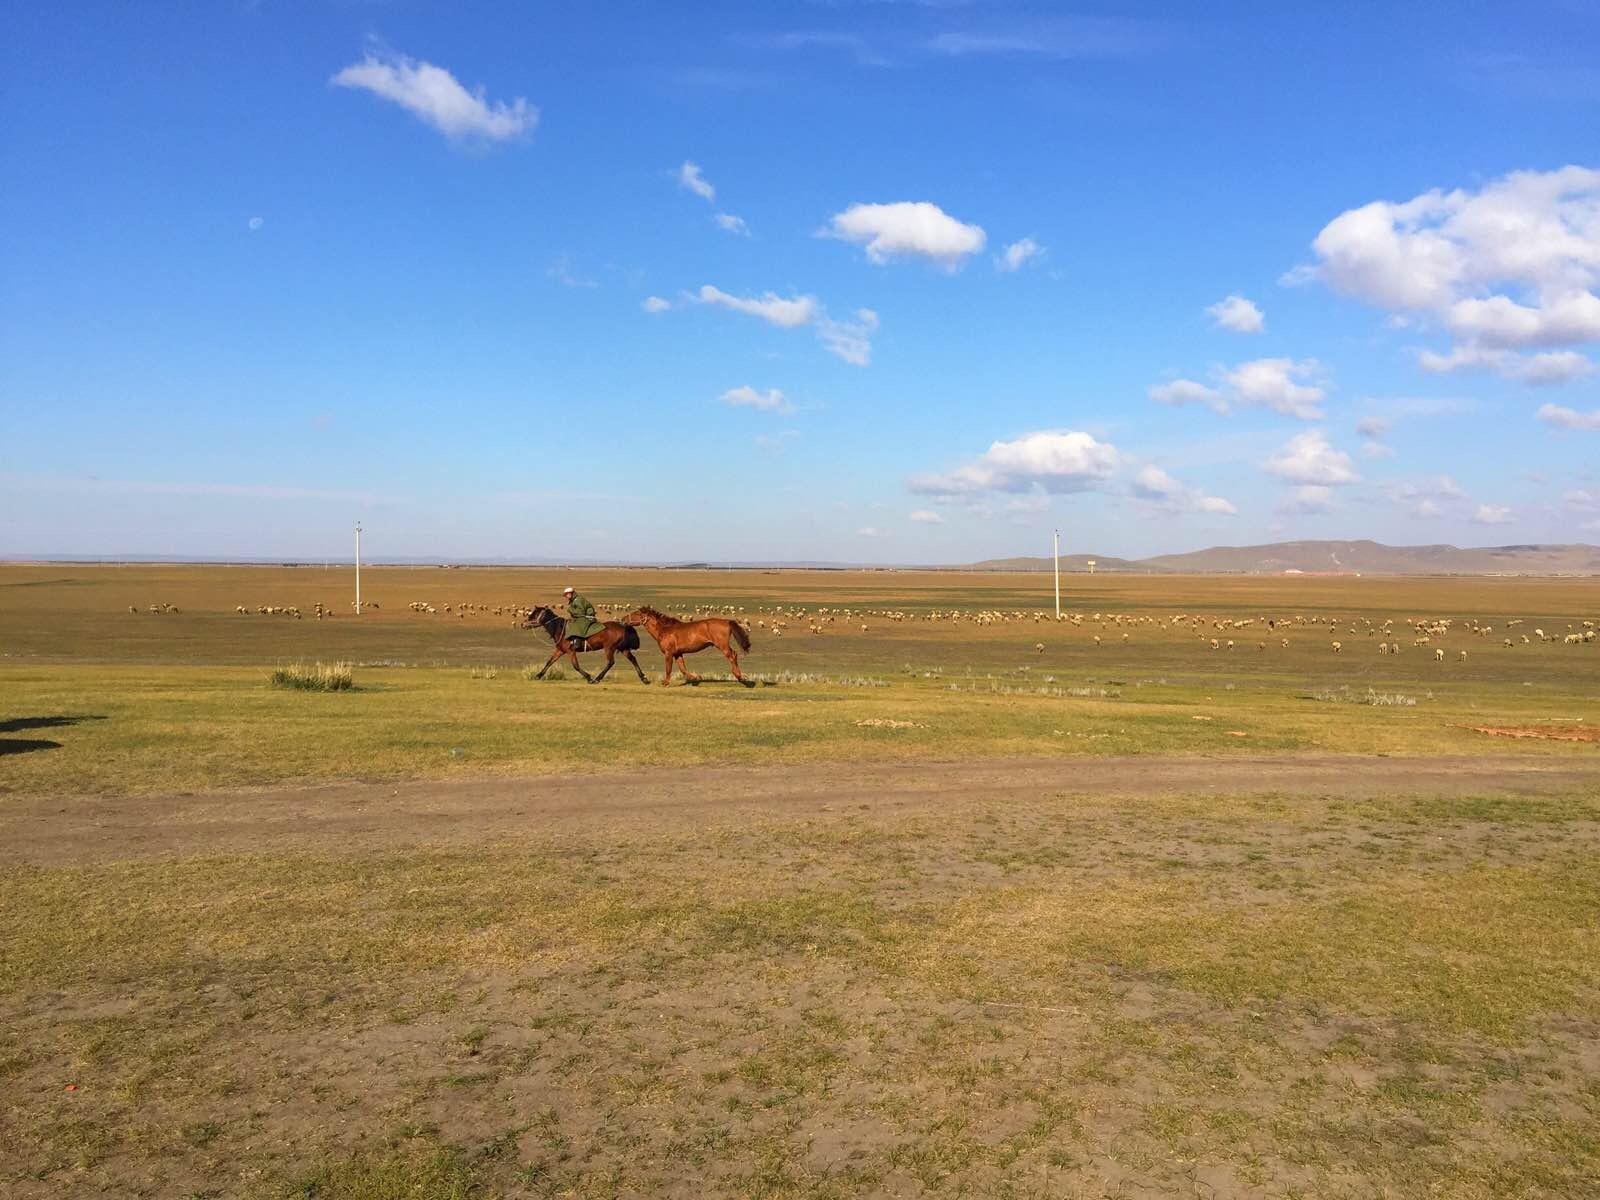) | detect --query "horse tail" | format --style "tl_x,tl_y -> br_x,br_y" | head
729,621 -> 751,652
624,625 -> 641,651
